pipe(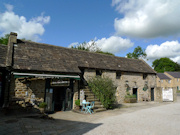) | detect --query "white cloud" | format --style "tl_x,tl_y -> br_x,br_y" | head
96,36 -> 133,54
0,4 -> 50,41
145,40 -> 180,64
112,0 -> 180,38
4,4 -> 13,12
69,36 -> 134,54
